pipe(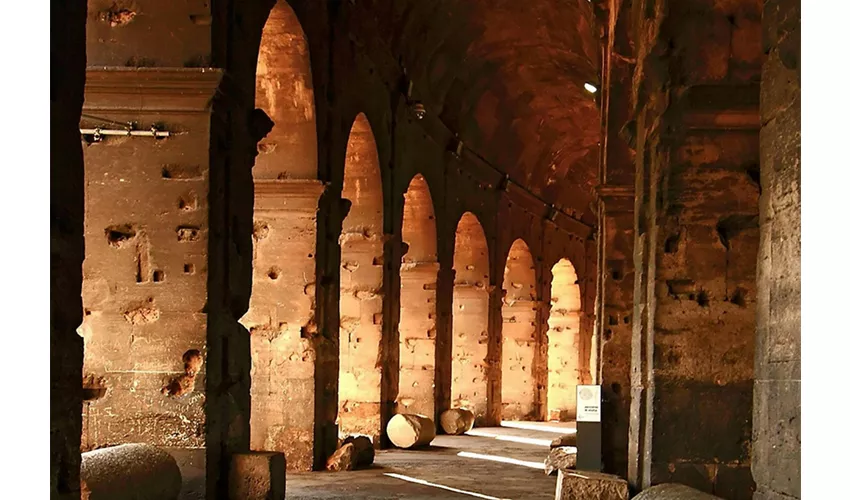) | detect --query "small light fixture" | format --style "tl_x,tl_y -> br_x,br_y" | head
584,82 -> 598,94
411,102 -> 426,119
